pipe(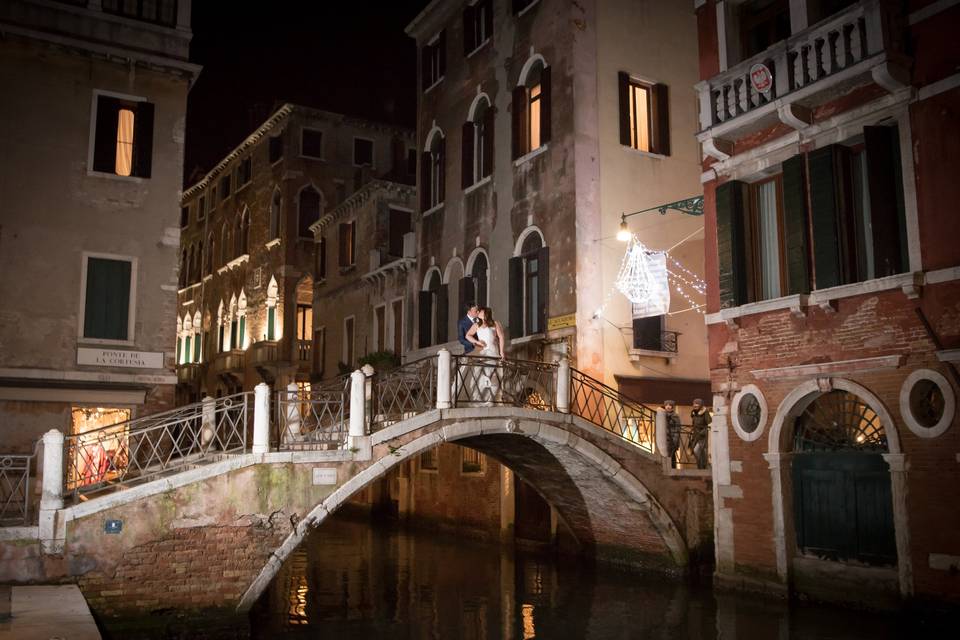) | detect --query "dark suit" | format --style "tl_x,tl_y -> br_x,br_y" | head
458,316 -> 476,354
